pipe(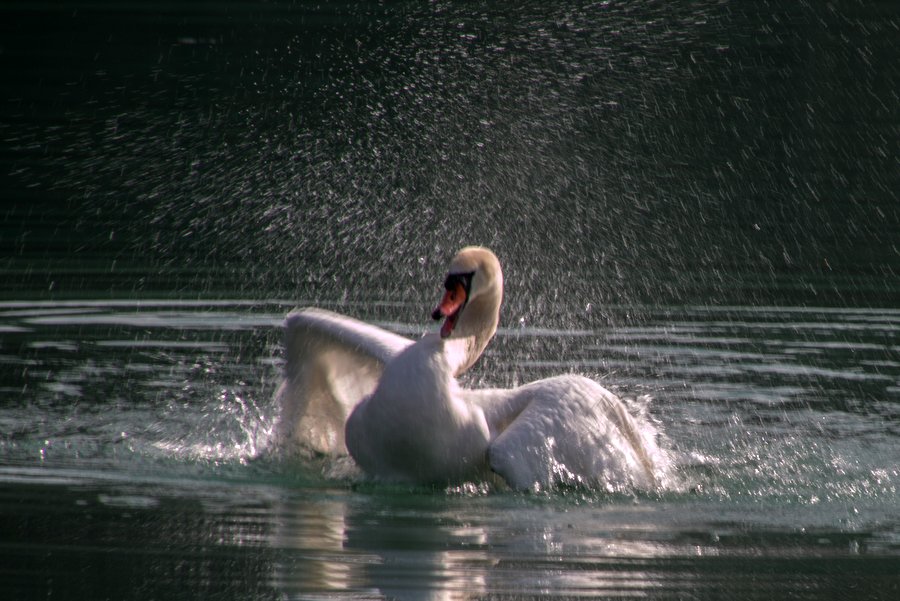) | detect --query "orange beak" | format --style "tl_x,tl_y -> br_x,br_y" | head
431,281 -> 467,338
